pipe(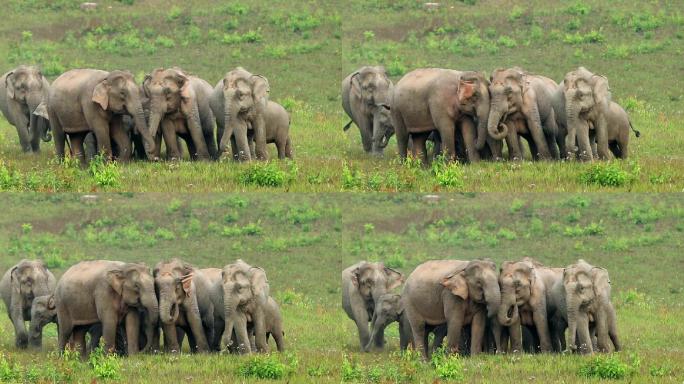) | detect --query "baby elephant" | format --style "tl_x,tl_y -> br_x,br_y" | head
246,101 -> 292,159
230,296 -> 285,353
589,101 -> 640,159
